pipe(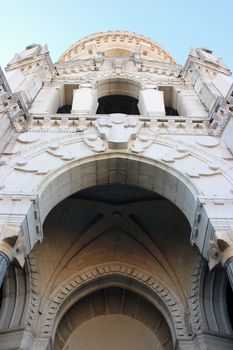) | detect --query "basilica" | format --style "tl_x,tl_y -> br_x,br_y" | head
0,31 -> 233,349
